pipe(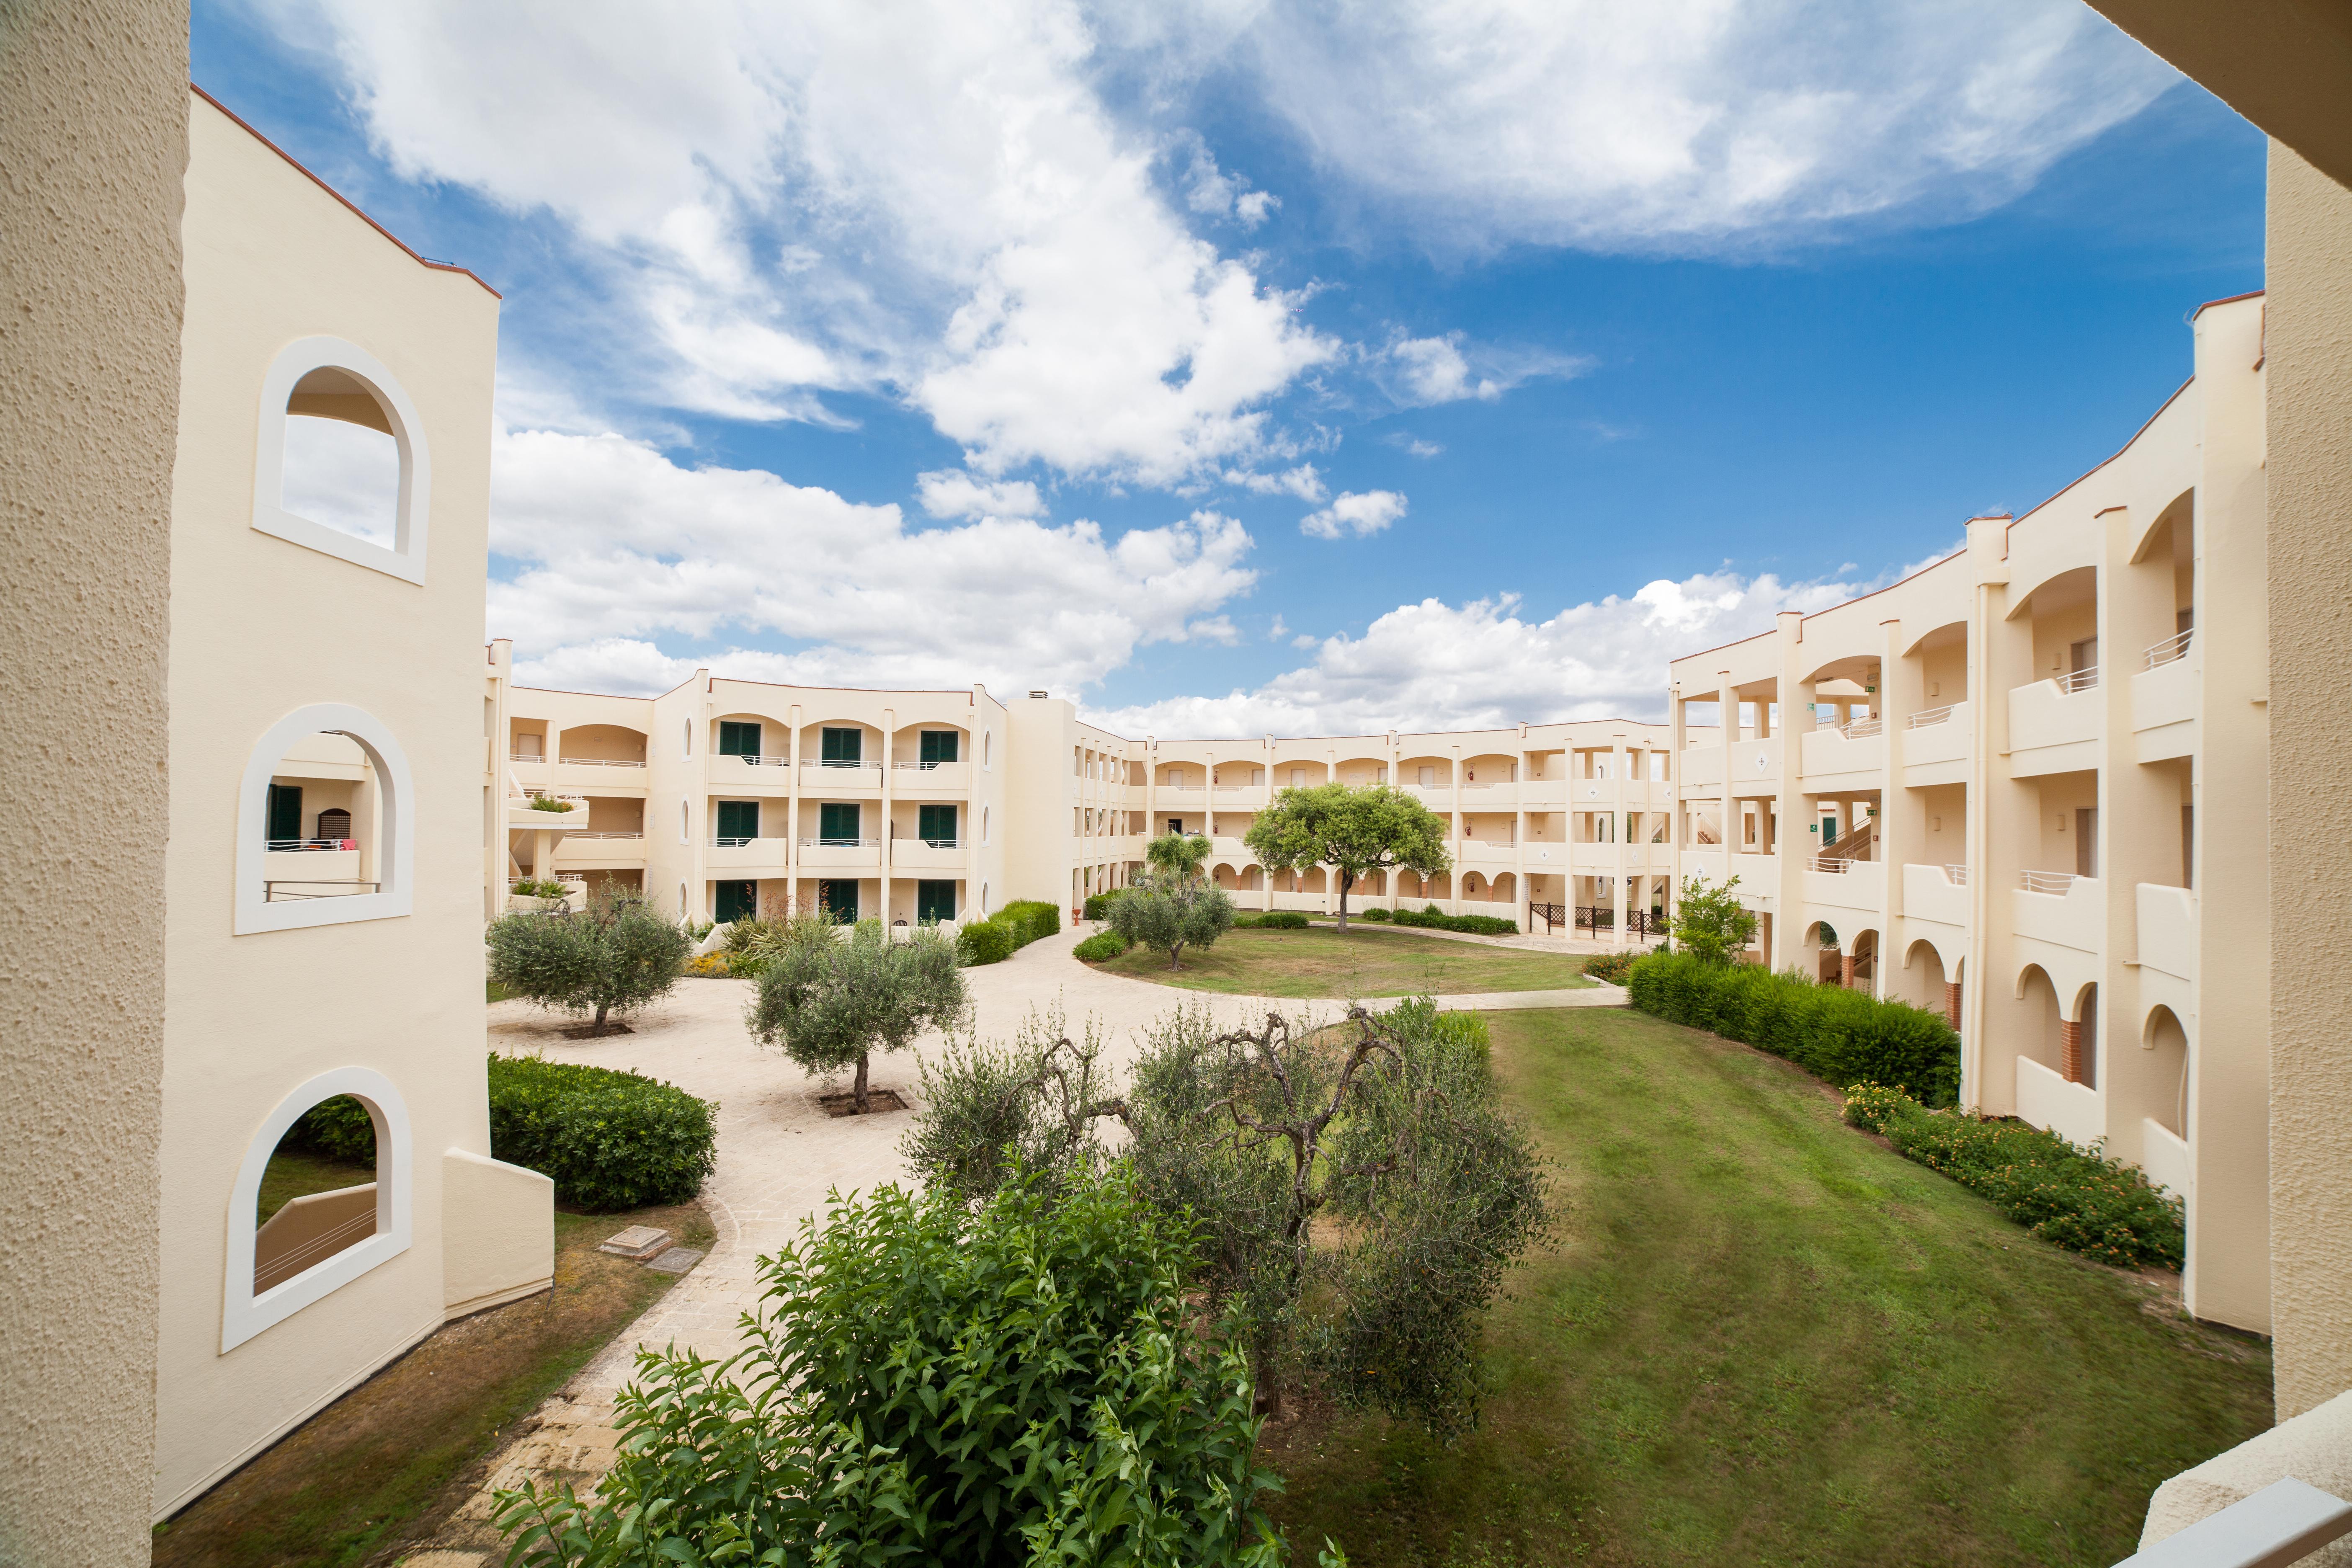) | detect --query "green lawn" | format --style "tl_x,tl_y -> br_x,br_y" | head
1260,1007 -> 2272,1568
1087,925 -> 1596,998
